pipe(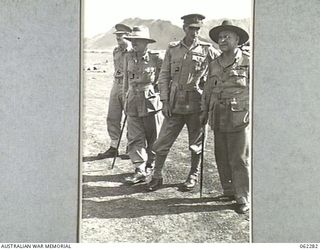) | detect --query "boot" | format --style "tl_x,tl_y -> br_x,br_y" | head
183,152 -> 201,190
97,146 -> 118,159
147,177 -> 163,191
183,178 -> 198,190
125,171 -> 146,184
236,203 -> 250,214
125,163 -> 147,184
